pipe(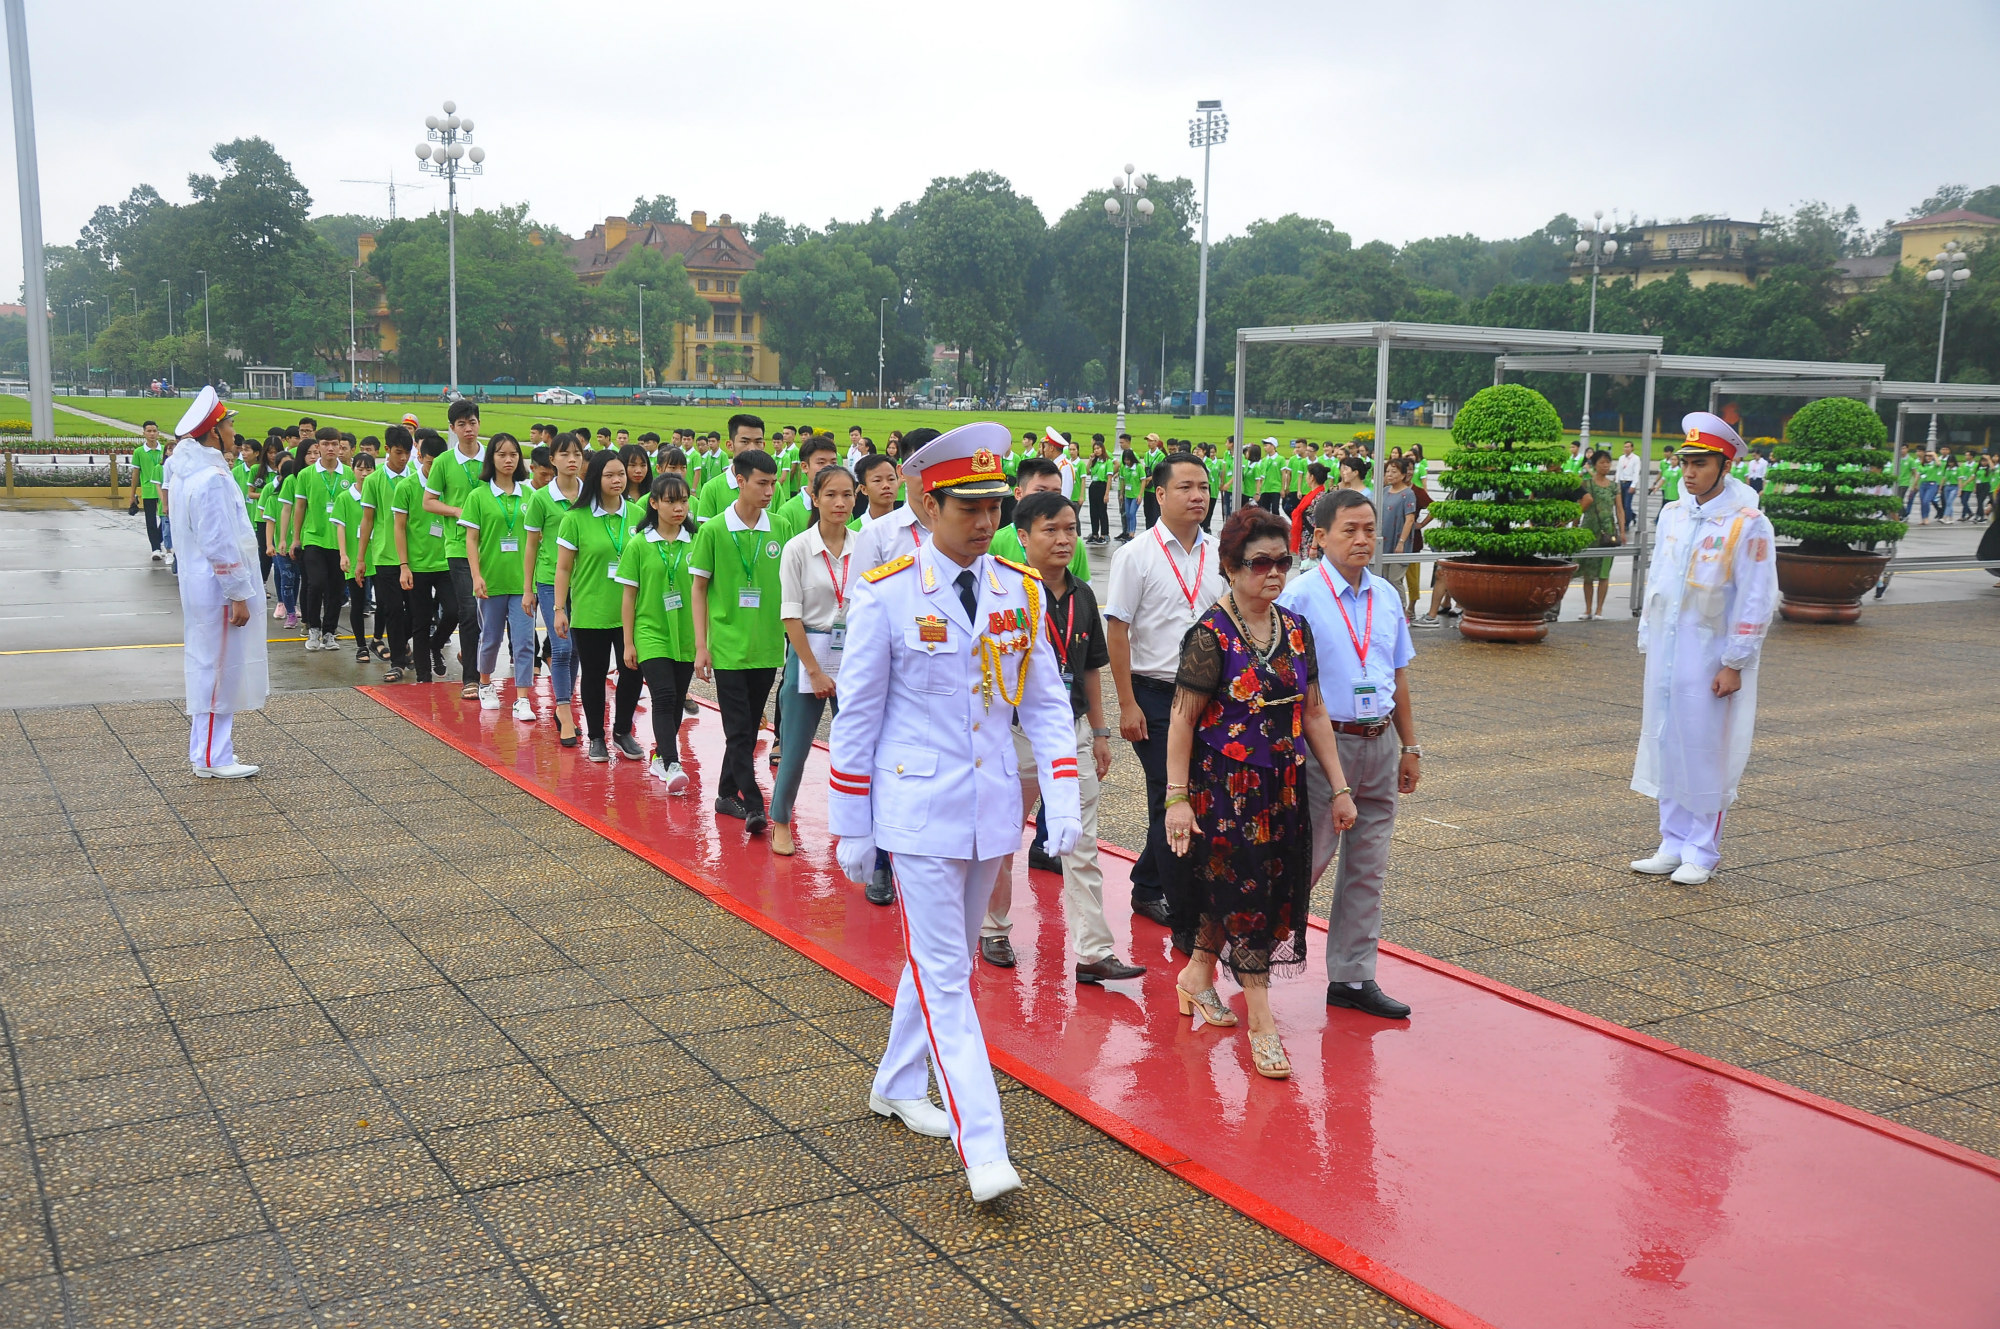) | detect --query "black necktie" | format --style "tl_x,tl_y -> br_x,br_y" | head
955,569 -> 978,624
